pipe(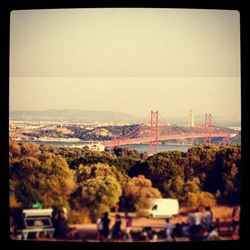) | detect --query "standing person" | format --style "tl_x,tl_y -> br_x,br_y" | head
173,223 -> 183,238
54,208 -> 69,239
54,208 -> 78,239
125,212 -> 133,241
114,203 -> 119,214
61,206 -> 68,220
190,208 -> 203,241
165,218 -> 175,241
232,207 -> 240,240
188,209 -> 195,227
96,216 -> 103,241
203,206 -> 213,231
181,222 -> 189,237
112,214 -> 122,240
52,207 -> 60,238
188,209 -> 195,239
193,208 -> 202,226
101,212 -> 111,240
